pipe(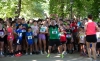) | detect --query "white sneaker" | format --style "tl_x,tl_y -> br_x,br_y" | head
88,58 -> 92,61
30,53 -> 32,55
40,51 -> 43,55
44,51 -> 47,54
62,51 -> 67,55
93,60 -> 97,61
25,53 -> 28,55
